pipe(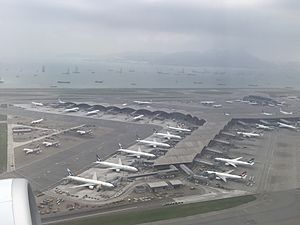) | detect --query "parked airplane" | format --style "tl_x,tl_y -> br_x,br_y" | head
76,130 -> 92,135
261,111 -> 273,116
280,108 -> 293,115
215,157 -> 255,168
133,115 -> 144,121
256,124 -> 273,130
277,122 -> 298,130
64,107 -> 79,113
167,126 -> 191,133
225,100 -> 234,104
32,102 -> 43,106
23,148 -> 41,154
118,144 -> 156,158
95,155 -> 138,172
201,101 -> 215,105
205,170 -> 247,182
30,118 -> 44,125
86,110 -> 99,116
133,100 -> 152,105
213,104 -> 222,108
237,131 -> 262,138
137,138 -> 170,148
154,131 -> 181,140
66,169 -> 114,189
42,141 -> 60,147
